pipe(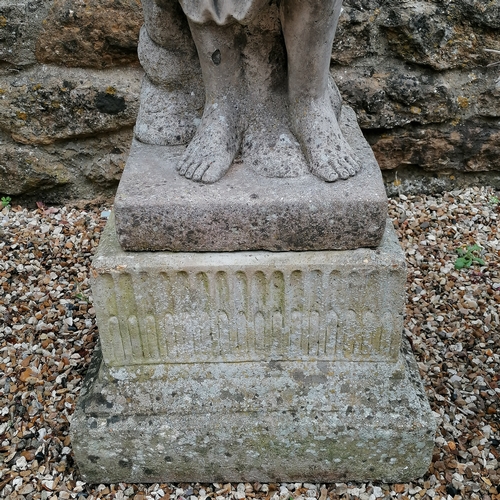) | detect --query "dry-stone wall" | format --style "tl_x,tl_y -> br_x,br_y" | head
0,0 -> 142,202
332,0 -> 500,194
0,0 -> 499,202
